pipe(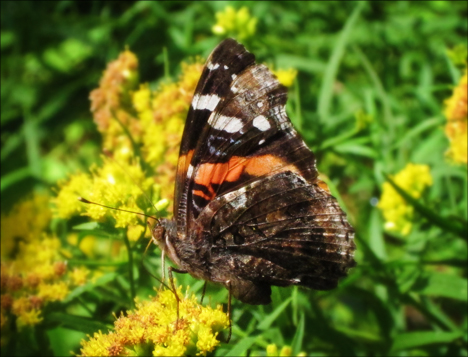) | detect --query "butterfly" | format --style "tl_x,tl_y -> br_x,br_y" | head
153,38 -> 356,305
